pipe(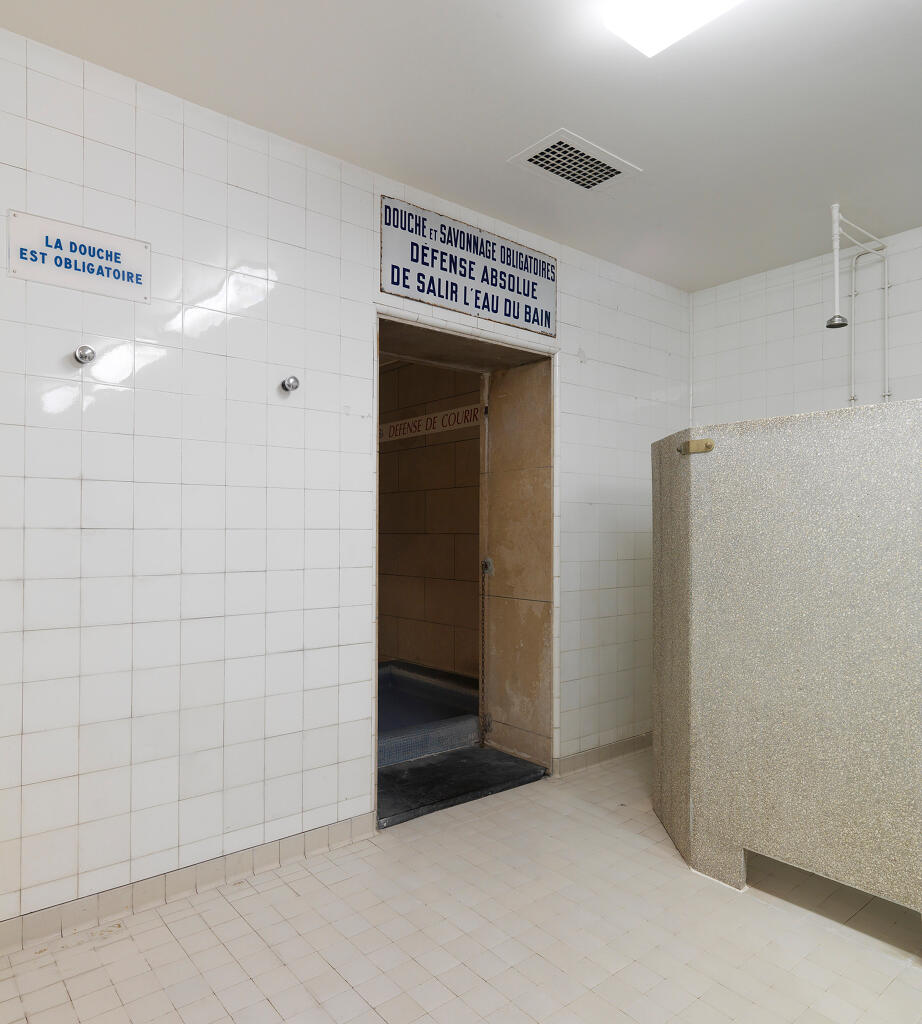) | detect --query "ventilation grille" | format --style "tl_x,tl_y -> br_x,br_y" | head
527,140 -> 621,190
509,129 -> 641,196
